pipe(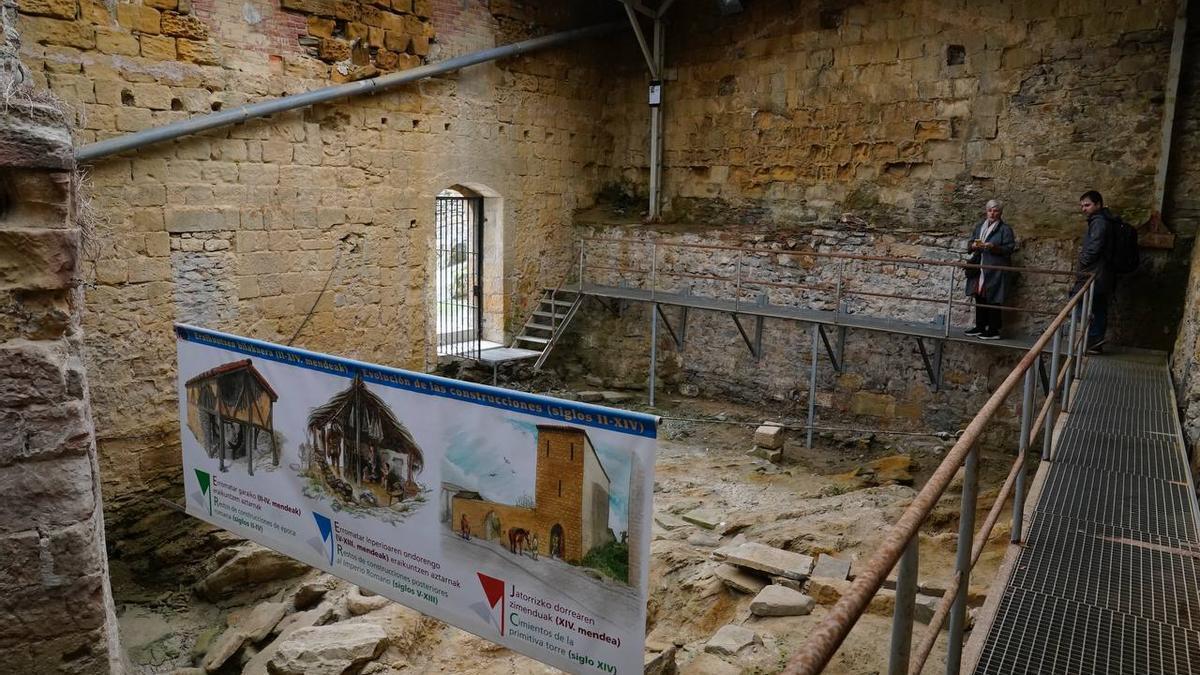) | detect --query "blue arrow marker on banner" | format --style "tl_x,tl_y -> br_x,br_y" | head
312,511 -> 334,565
